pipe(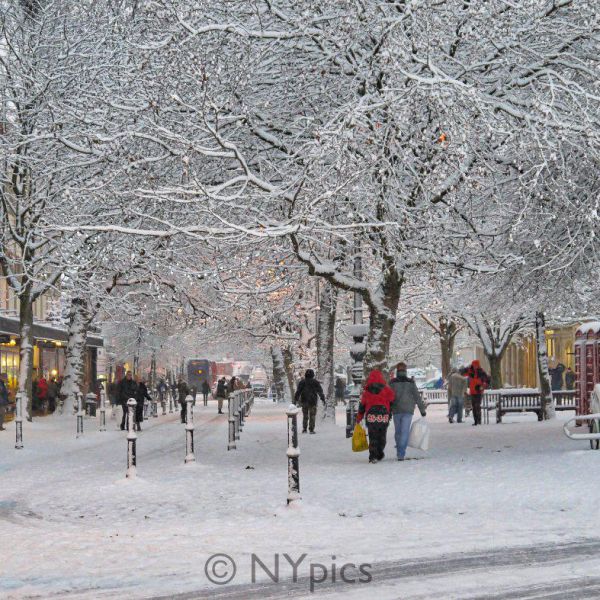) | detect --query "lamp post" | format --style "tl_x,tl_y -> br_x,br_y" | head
346,246 -> 366,438
126,398 -> 137,478
184,395 -> 195,463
